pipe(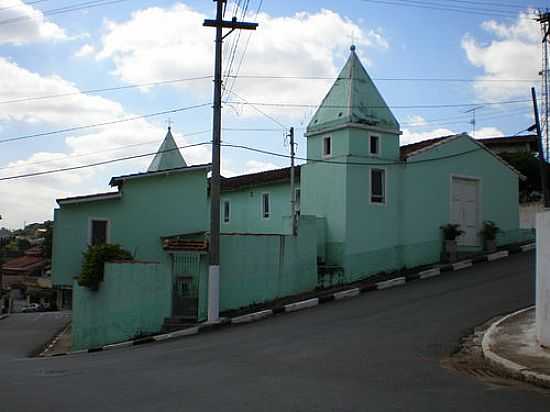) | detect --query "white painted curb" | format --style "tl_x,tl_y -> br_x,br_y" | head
103,341 -> 133,351
334,288 -> 360,300
481,306 -> 550,388
419,268 -> 440,279
376,277 -> 406,290
231,309 -> 273,324
487,250 -> 509,261
452,260 -> 472,271
521,243 -> 536,252
284,298 -> 319,312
